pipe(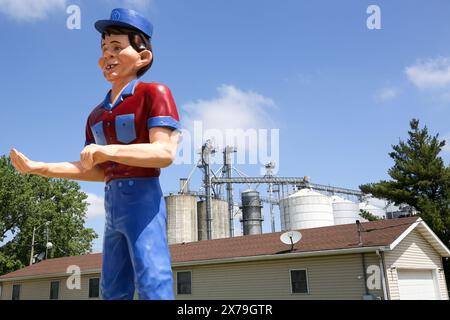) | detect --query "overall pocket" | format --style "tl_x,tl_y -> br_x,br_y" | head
115,113 -> 137,144
91,121 -> 107,145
